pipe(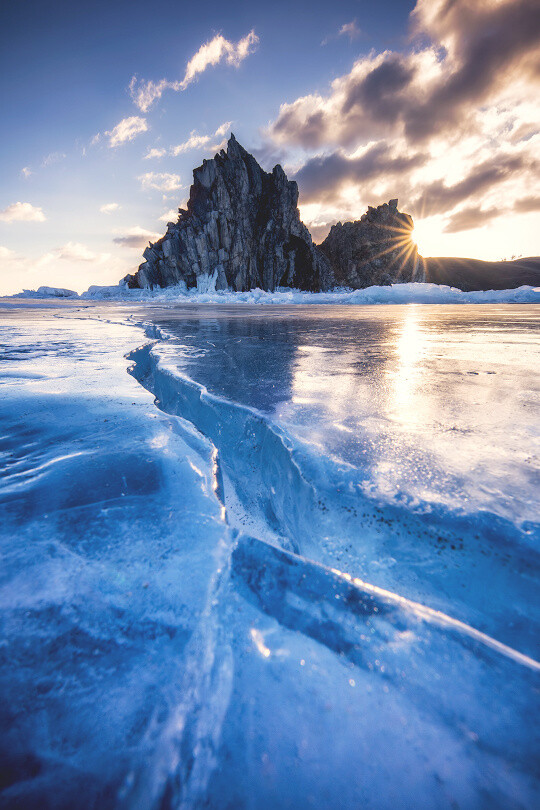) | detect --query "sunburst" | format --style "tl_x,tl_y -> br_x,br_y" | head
357,218 -> 420,280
